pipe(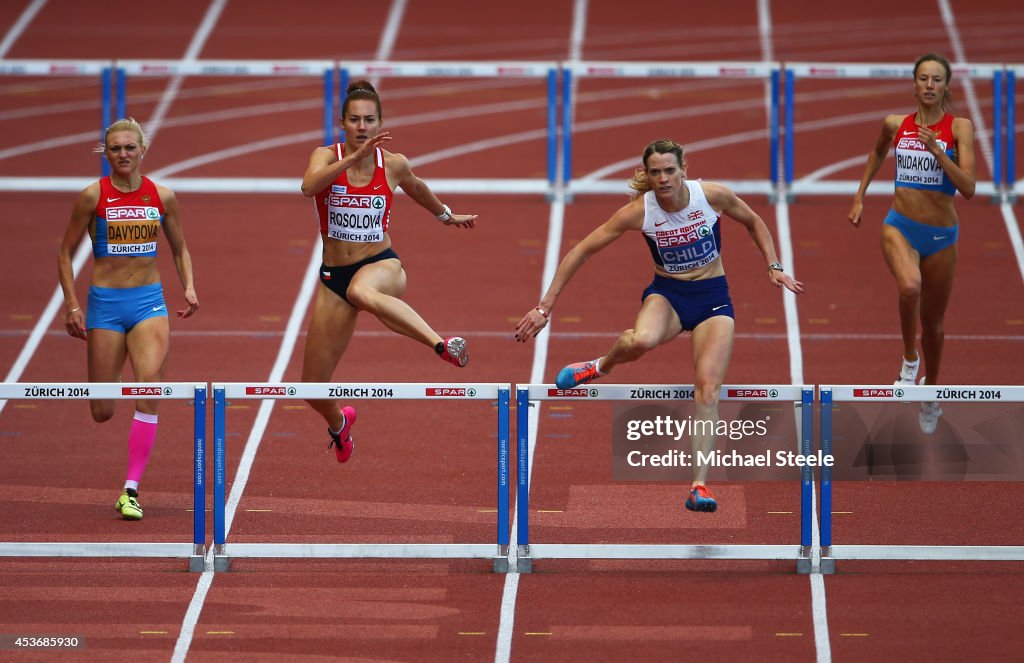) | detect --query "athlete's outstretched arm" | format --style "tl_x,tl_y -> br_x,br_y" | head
706,182 -> 805,295
514,198 -> 644,341
392,153 -> 478,228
